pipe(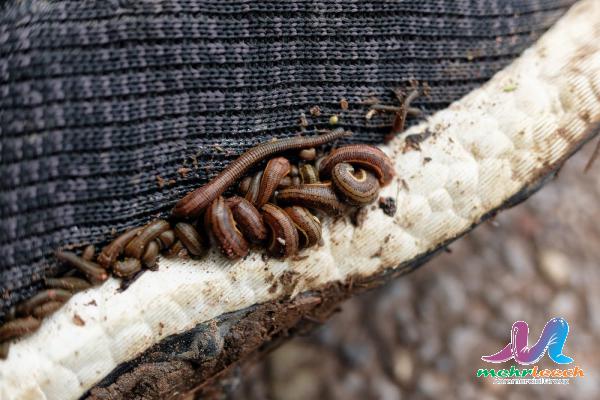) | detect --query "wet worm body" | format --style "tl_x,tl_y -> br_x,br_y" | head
113,258 -> 142,279
174,223 -> 207,256
238,176 -> 252,195
299,164 -> 319,184
284,206 -> 322,248
56,251 -> 108,282
16,289 -> 72,316
142,241 -> 161,268
45,277 -> 91,292
206,196 -> 249,259
98,227 -> 143,268
157,230 -> 176,250
262,204 -> 300,258
32,302 -> 64,319
331,163 -> 380,206
172,130 -> 351,218
227,196 -> 268,243
124,219 -> 170,259
82,245 -> 95,261
277,183 -> 348,215
319,144 -> 394,185
0,317 -> 41,342
299,147 -> 317,161
244,170 -> 263,205
256,157 -> 291,207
